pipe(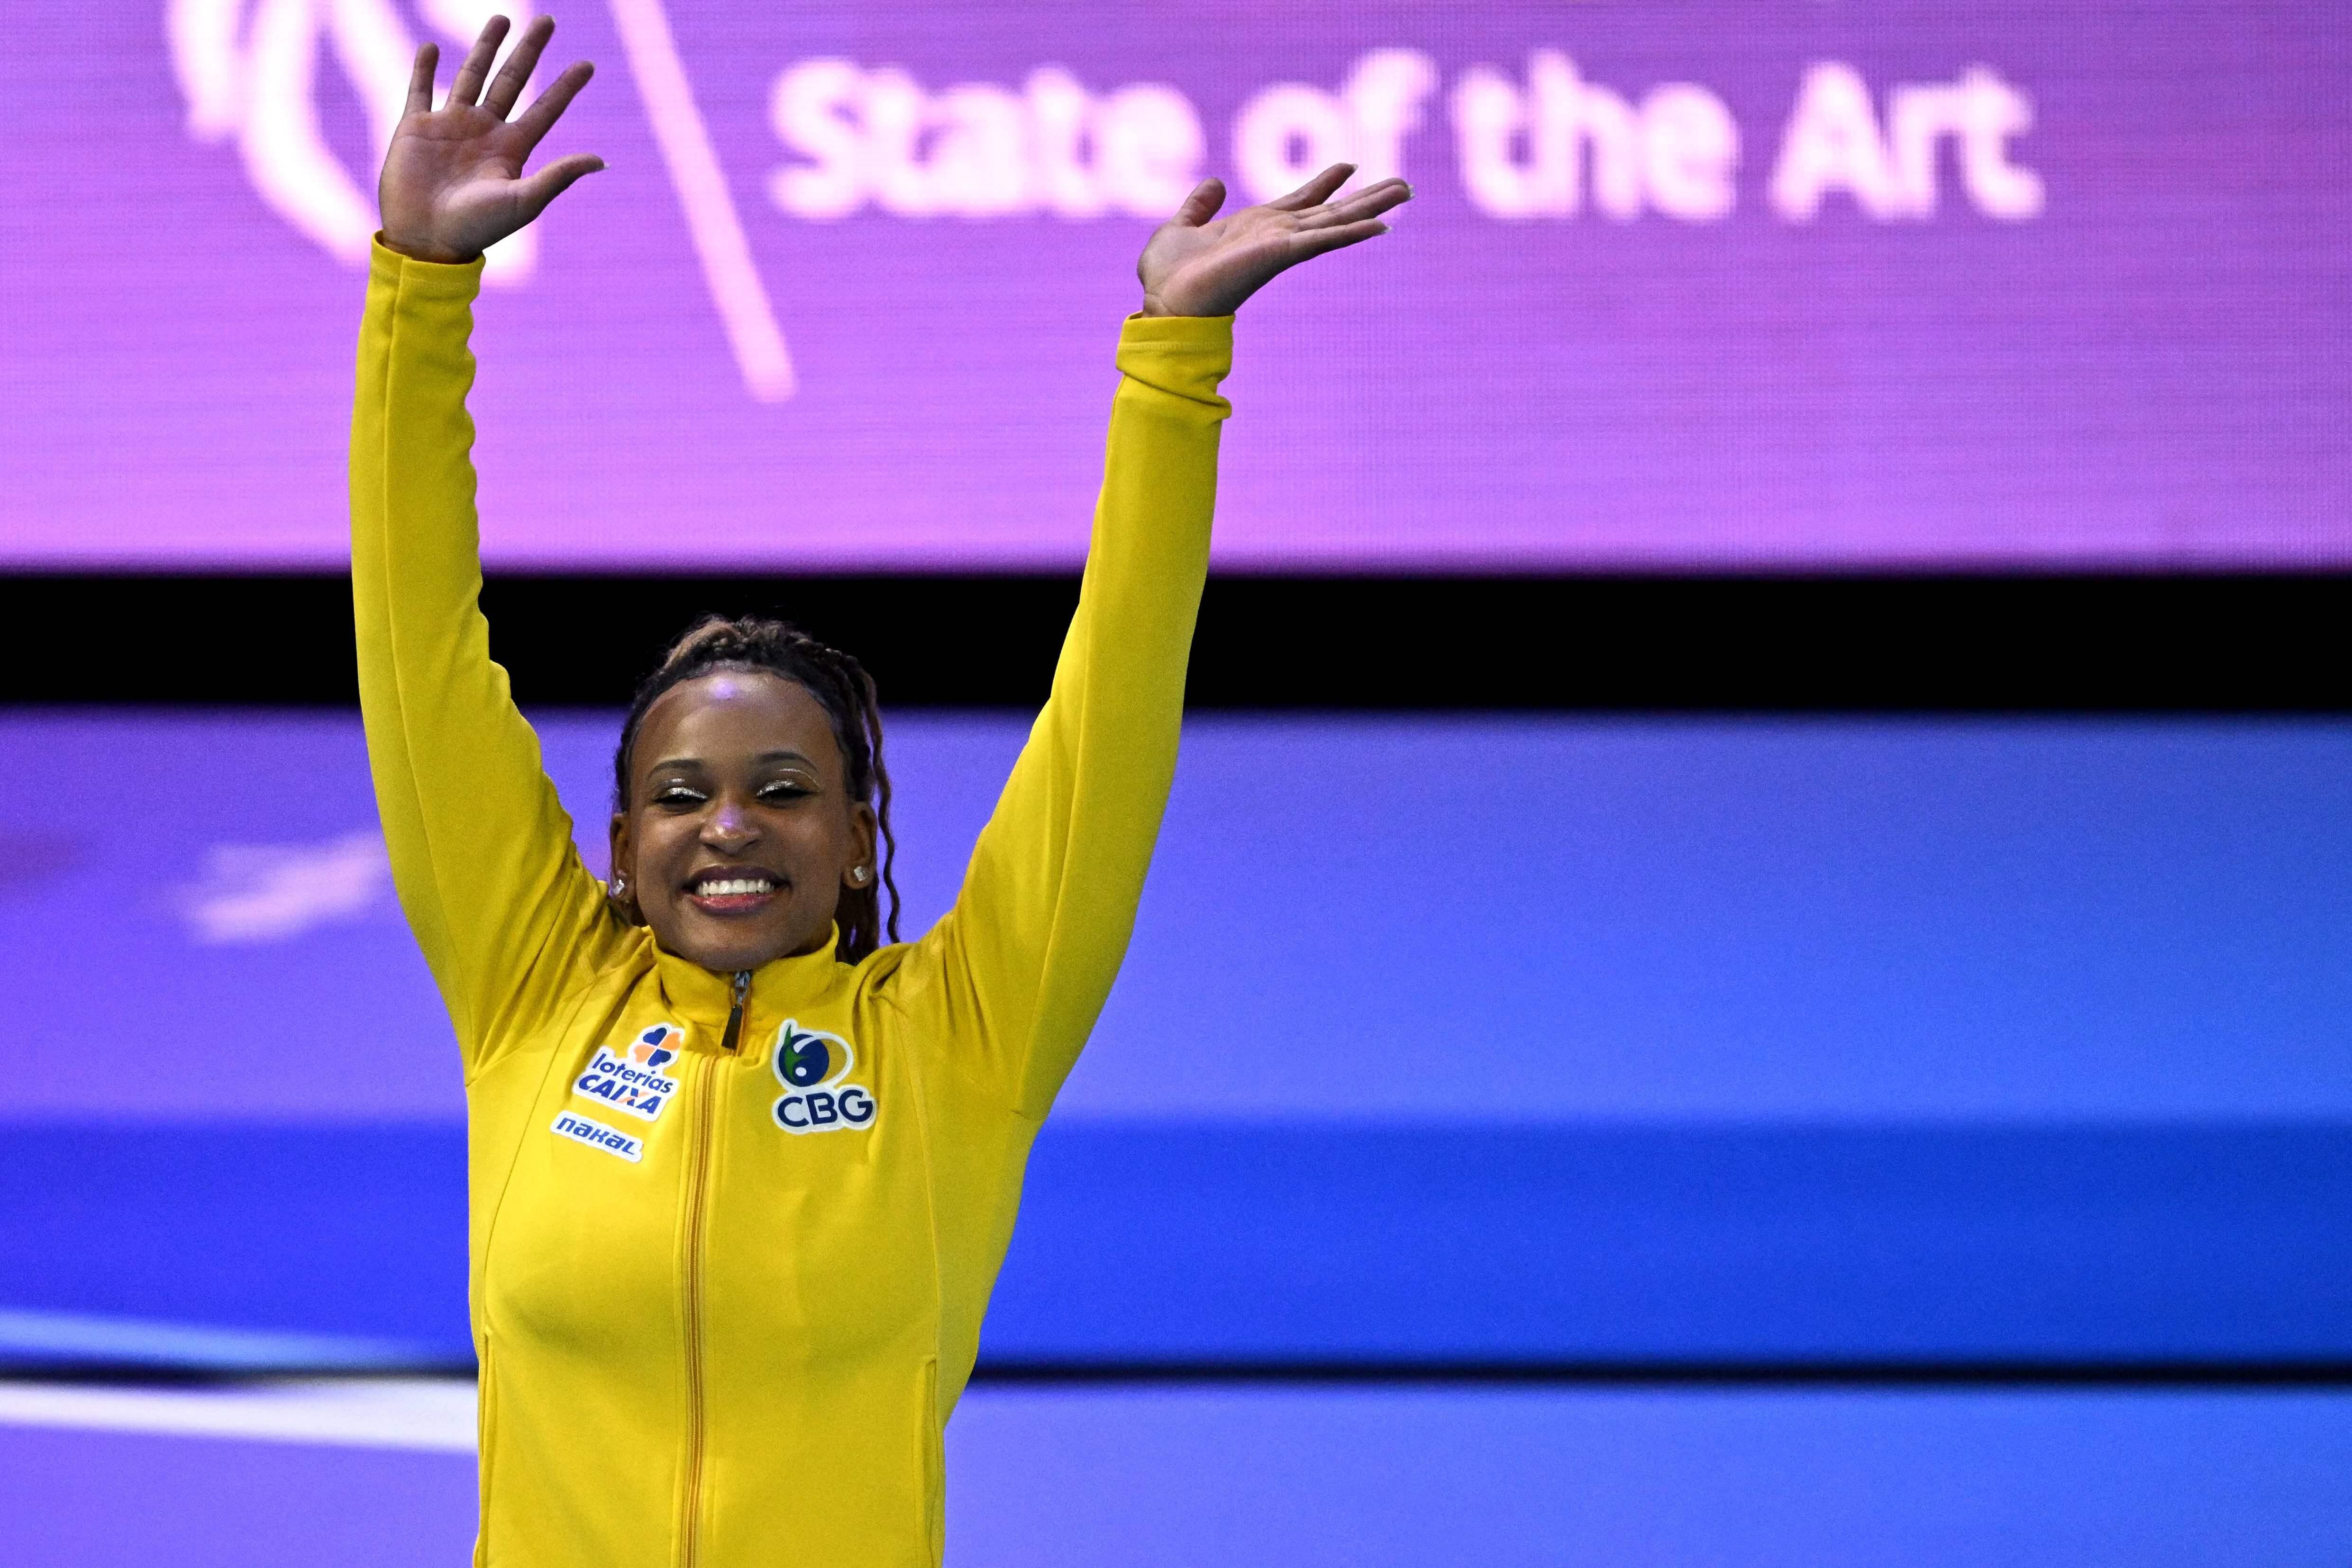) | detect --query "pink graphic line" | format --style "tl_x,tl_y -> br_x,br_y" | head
604,0 -> 794,401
